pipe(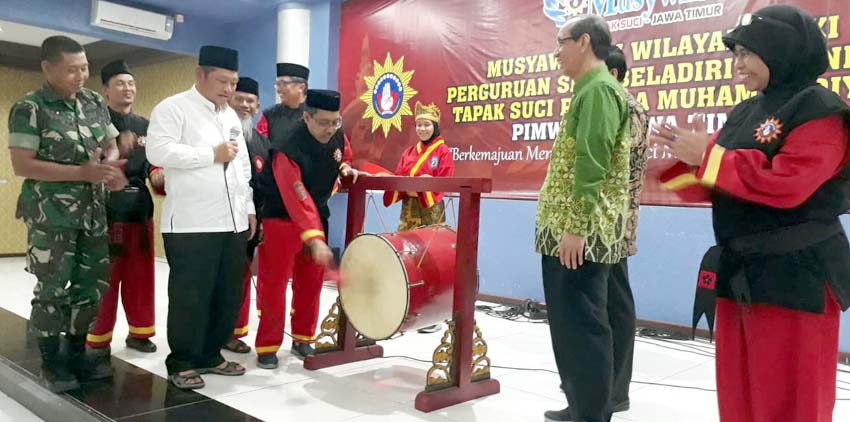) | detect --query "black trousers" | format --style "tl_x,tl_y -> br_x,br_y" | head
163,231 -> 248,375
542,256 -> 635,422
